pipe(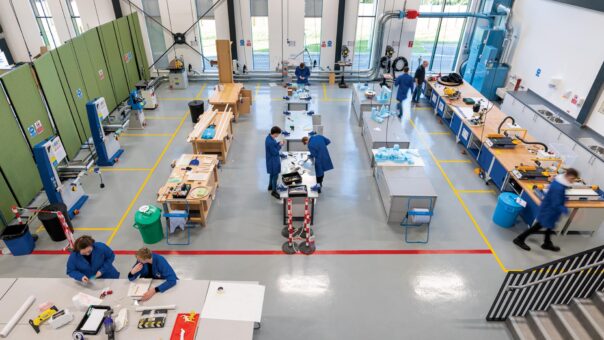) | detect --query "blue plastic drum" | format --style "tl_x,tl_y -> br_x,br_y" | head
492,192 -> 524,228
